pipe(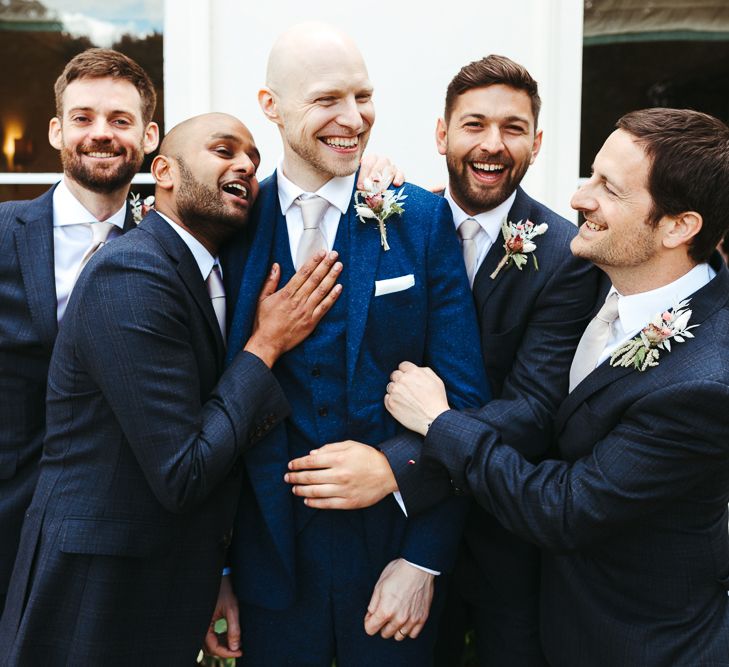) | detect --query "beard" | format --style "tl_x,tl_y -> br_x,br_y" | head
61,139 -> 144,195
175,158 -> 247,231
446,151 -> 530,213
